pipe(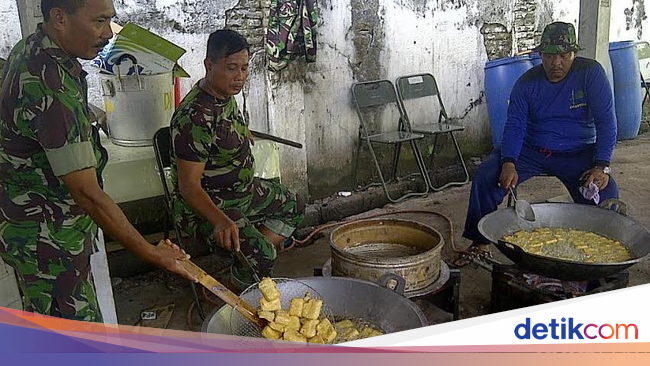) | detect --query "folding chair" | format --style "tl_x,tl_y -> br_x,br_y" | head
351,80 -> 431,203
635,41 -> 650,107
396,73 -> 469,191
153,127 -> 206,320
